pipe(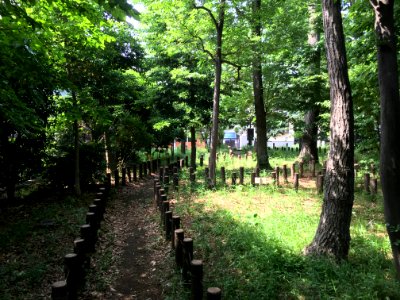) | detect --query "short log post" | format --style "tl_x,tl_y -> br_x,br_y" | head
182,238 -> 193,282
190,172 -> 196,183
165,211 -> 173,240
239,167 -> 244,185
139,163 -> 143,179
143,162 -> 147,177
316,174 -> 324,194
275,166 -> 280,186
231,172 -> 237,186
255,167 -> 260,177
205,167 -> 209,179
114,169 -> 119,187
122,168 -> 126,186
155,184 -> 161,208
80,224 -> 95,253
291,164 -> 296,180
51,280 -> 68,300
271,172 -> 277,185
164,175 -> 170,186
364,173 -> 371,194
191,260 -> 204,300
85,213 -> 98,243
64,253 -> 81,298
200,155 -> 204,167
185,156 -> 189,168
294,173 -> 299,192
73,238 -> 88,268
175,229 -> 185,268
283,165 -> 288,183
158,189 -> 165,210
172,216 -> 181,249
311,160 -> 316,177
207,287 -> 222,300
162,200 -> 170,228
371,178 -> 378,194
106,173 -> 112,190
173,173 -> 179,189
93,199 -> 104,220
133,164 -> 137,181
127,167 -> 132,182
299,161 -> 304,178
251,172 -> 256,186
221,167 -> 226,185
